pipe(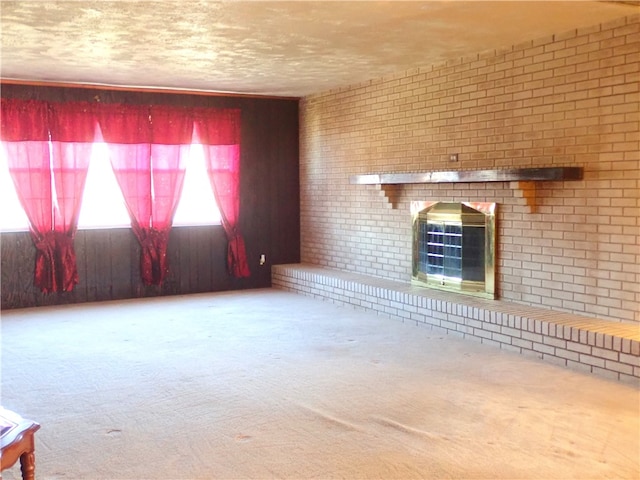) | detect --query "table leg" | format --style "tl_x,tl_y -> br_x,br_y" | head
19,451 -> 35,480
